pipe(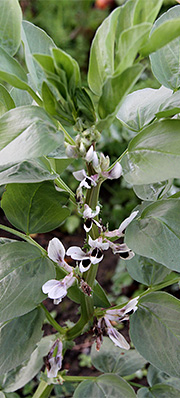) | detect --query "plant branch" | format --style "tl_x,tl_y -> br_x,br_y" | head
0,224 -> 47,254
40,303 -> 66,334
